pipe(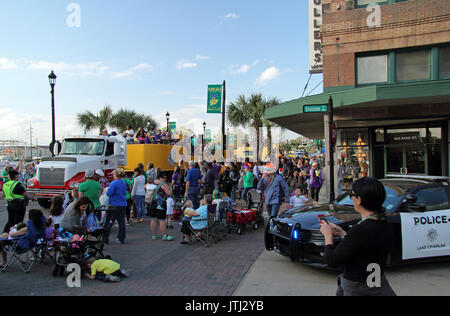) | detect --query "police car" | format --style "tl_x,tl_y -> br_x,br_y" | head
265,175 -> 450,268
